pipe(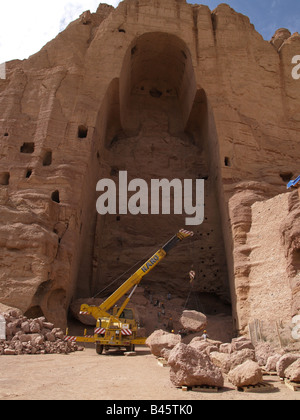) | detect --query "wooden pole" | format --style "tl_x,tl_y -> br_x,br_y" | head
275,321 -> 283,349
